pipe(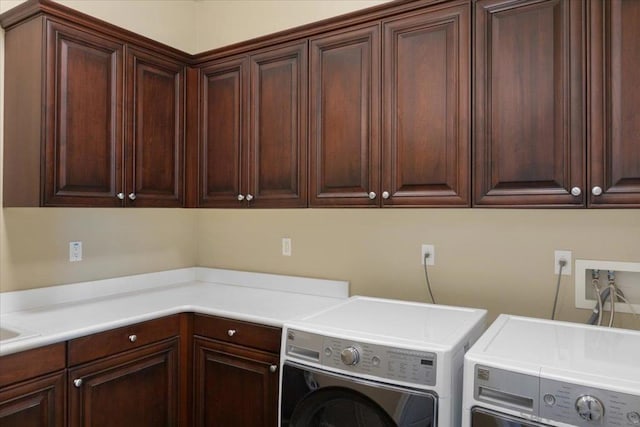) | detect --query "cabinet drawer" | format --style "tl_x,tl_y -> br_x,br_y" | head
193,314 -> 281,353
68,314 -> 181,366
0,343 -> 66,387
